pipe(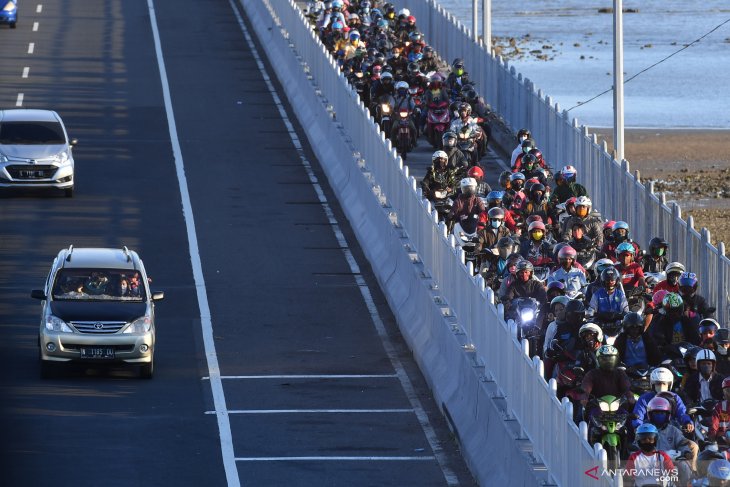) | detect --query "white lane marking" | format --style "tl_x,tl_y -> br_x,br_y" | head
202,374 -> 398,380
230,2 -> 459,485
15,93 -> 24,107
22,67 -> 30,78
146,1 -> 239,486
28,43 -> 35,54
36,4 -> 43,13
236,456 -> 436,462
33,22 -> 39,32
206,409 -> 414,414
